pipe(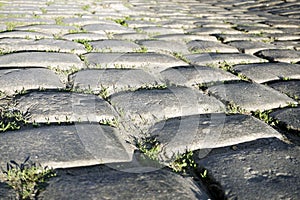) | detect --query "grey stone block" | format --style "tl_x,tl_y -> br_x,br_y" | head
0,38 -> 86,54
15,92 -> 117,123
0,68 -> 64,95
149,114 -> 283,160
255,49 -> 300,63
268,80 -> 300,100
84,52 -> 188,72
110,86 -> 225,134
208,82 -> 297,111
160,65 -> 239,87
39,166 -> 209,199
187,40 -> 239,53
226,40 -> 280,54
196,138 -> 300,200
15,24 -> 79,35
270,107 -> 300,131
153,34 -> 218,42
0,52 -> 85,70
70,68 -> 163,96
138,40 -> 189,54
62,33 -> 108,41
186,53 -> 266,66
0,125 -> 133,169
83,23 -> 133,34
233,62 -> 300,83
90,40 -> 140,52
0,30 -> 52,39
